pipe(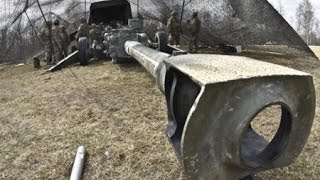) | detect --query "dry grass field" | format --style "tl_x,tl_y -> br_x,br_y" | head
1,47 -> 320,179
